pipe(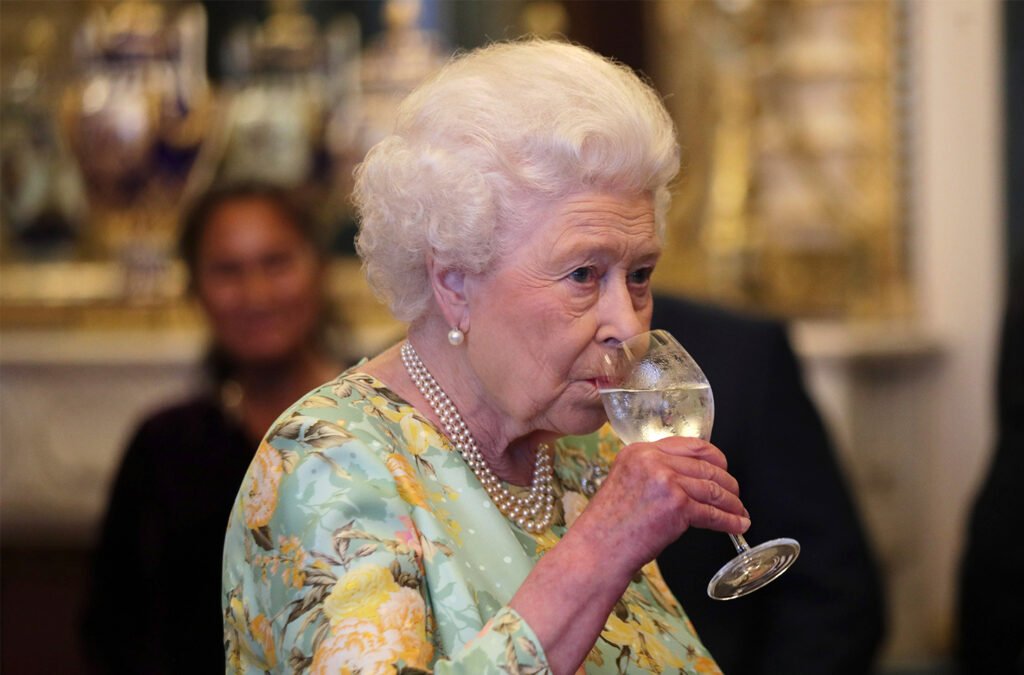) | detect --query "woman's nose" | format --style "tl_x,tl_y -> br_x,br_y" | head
239,269 -> 274,306
596,280 -> 645,345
